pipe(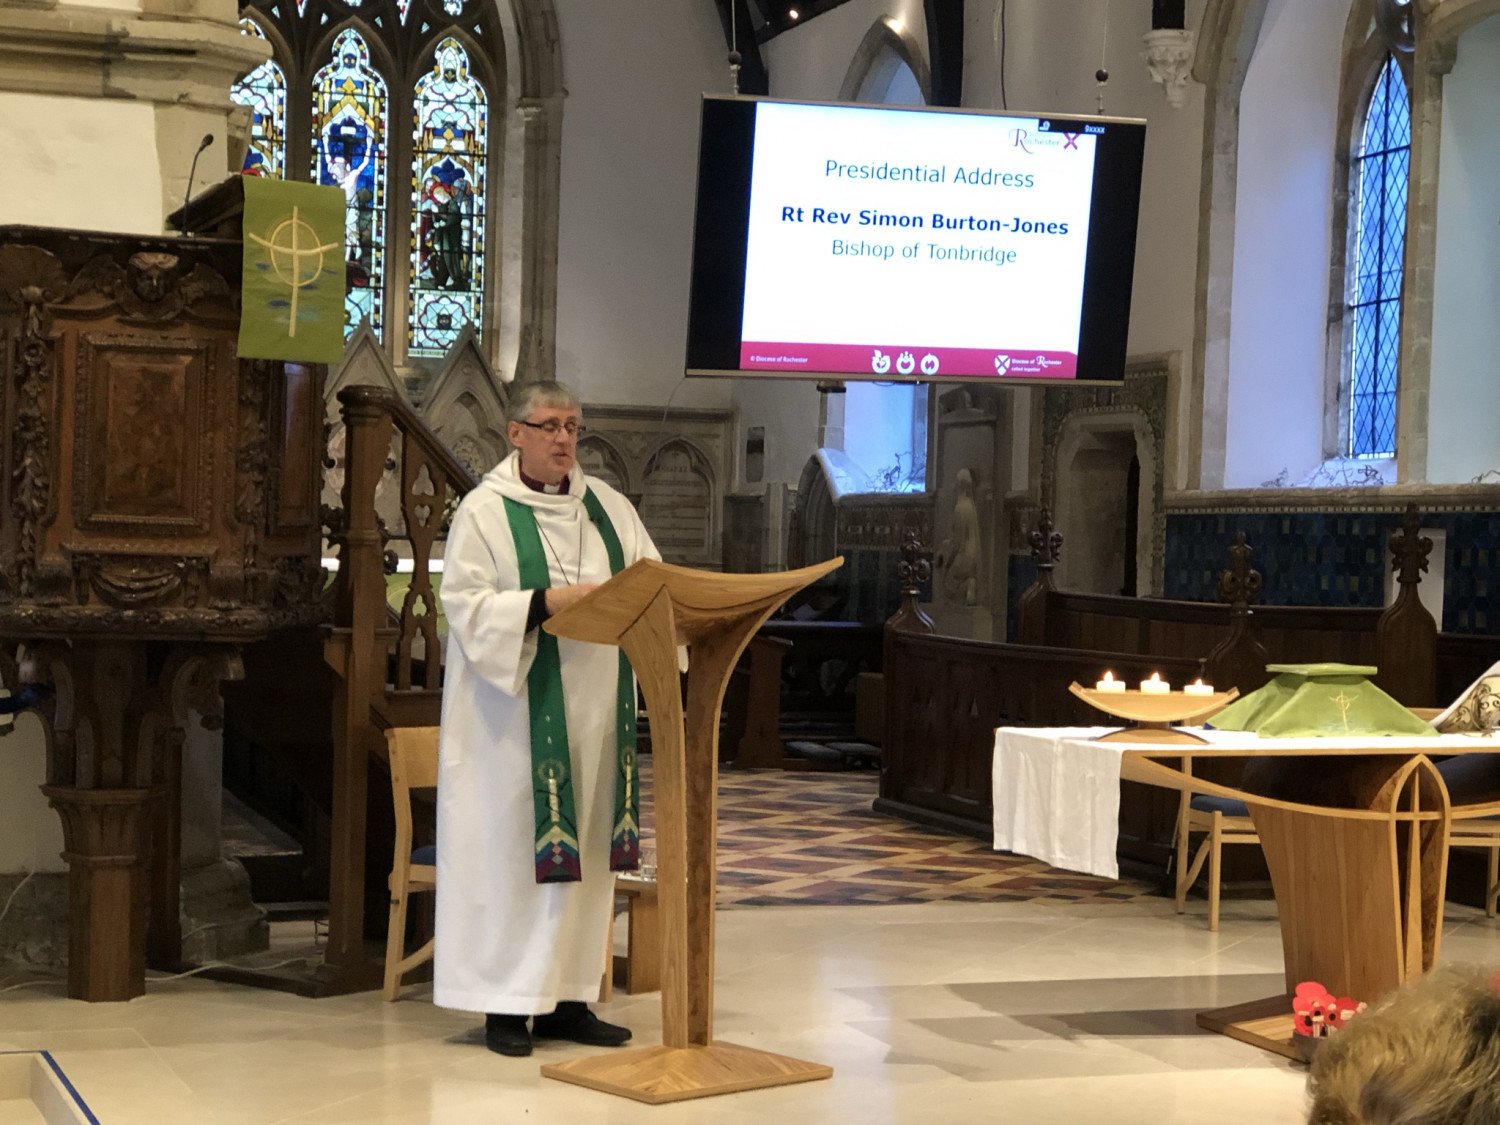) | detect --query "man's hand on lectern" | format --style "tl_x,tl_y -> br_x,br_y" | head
545,582 -> 600,615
